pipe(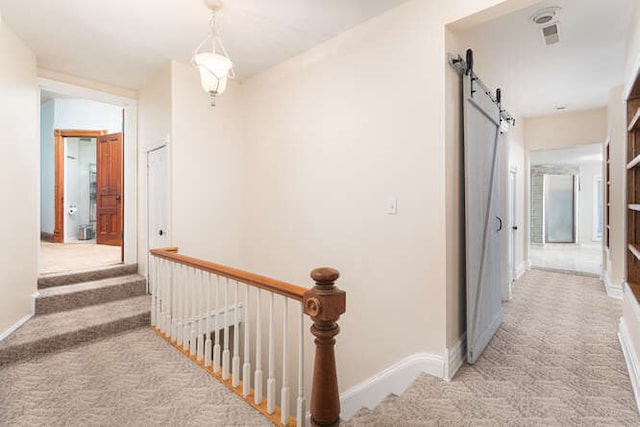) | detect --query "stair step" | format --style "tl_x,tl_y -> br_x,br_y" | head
37,264 -> 138,289
35,274 -> 147,315
0,295 -> 150,365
